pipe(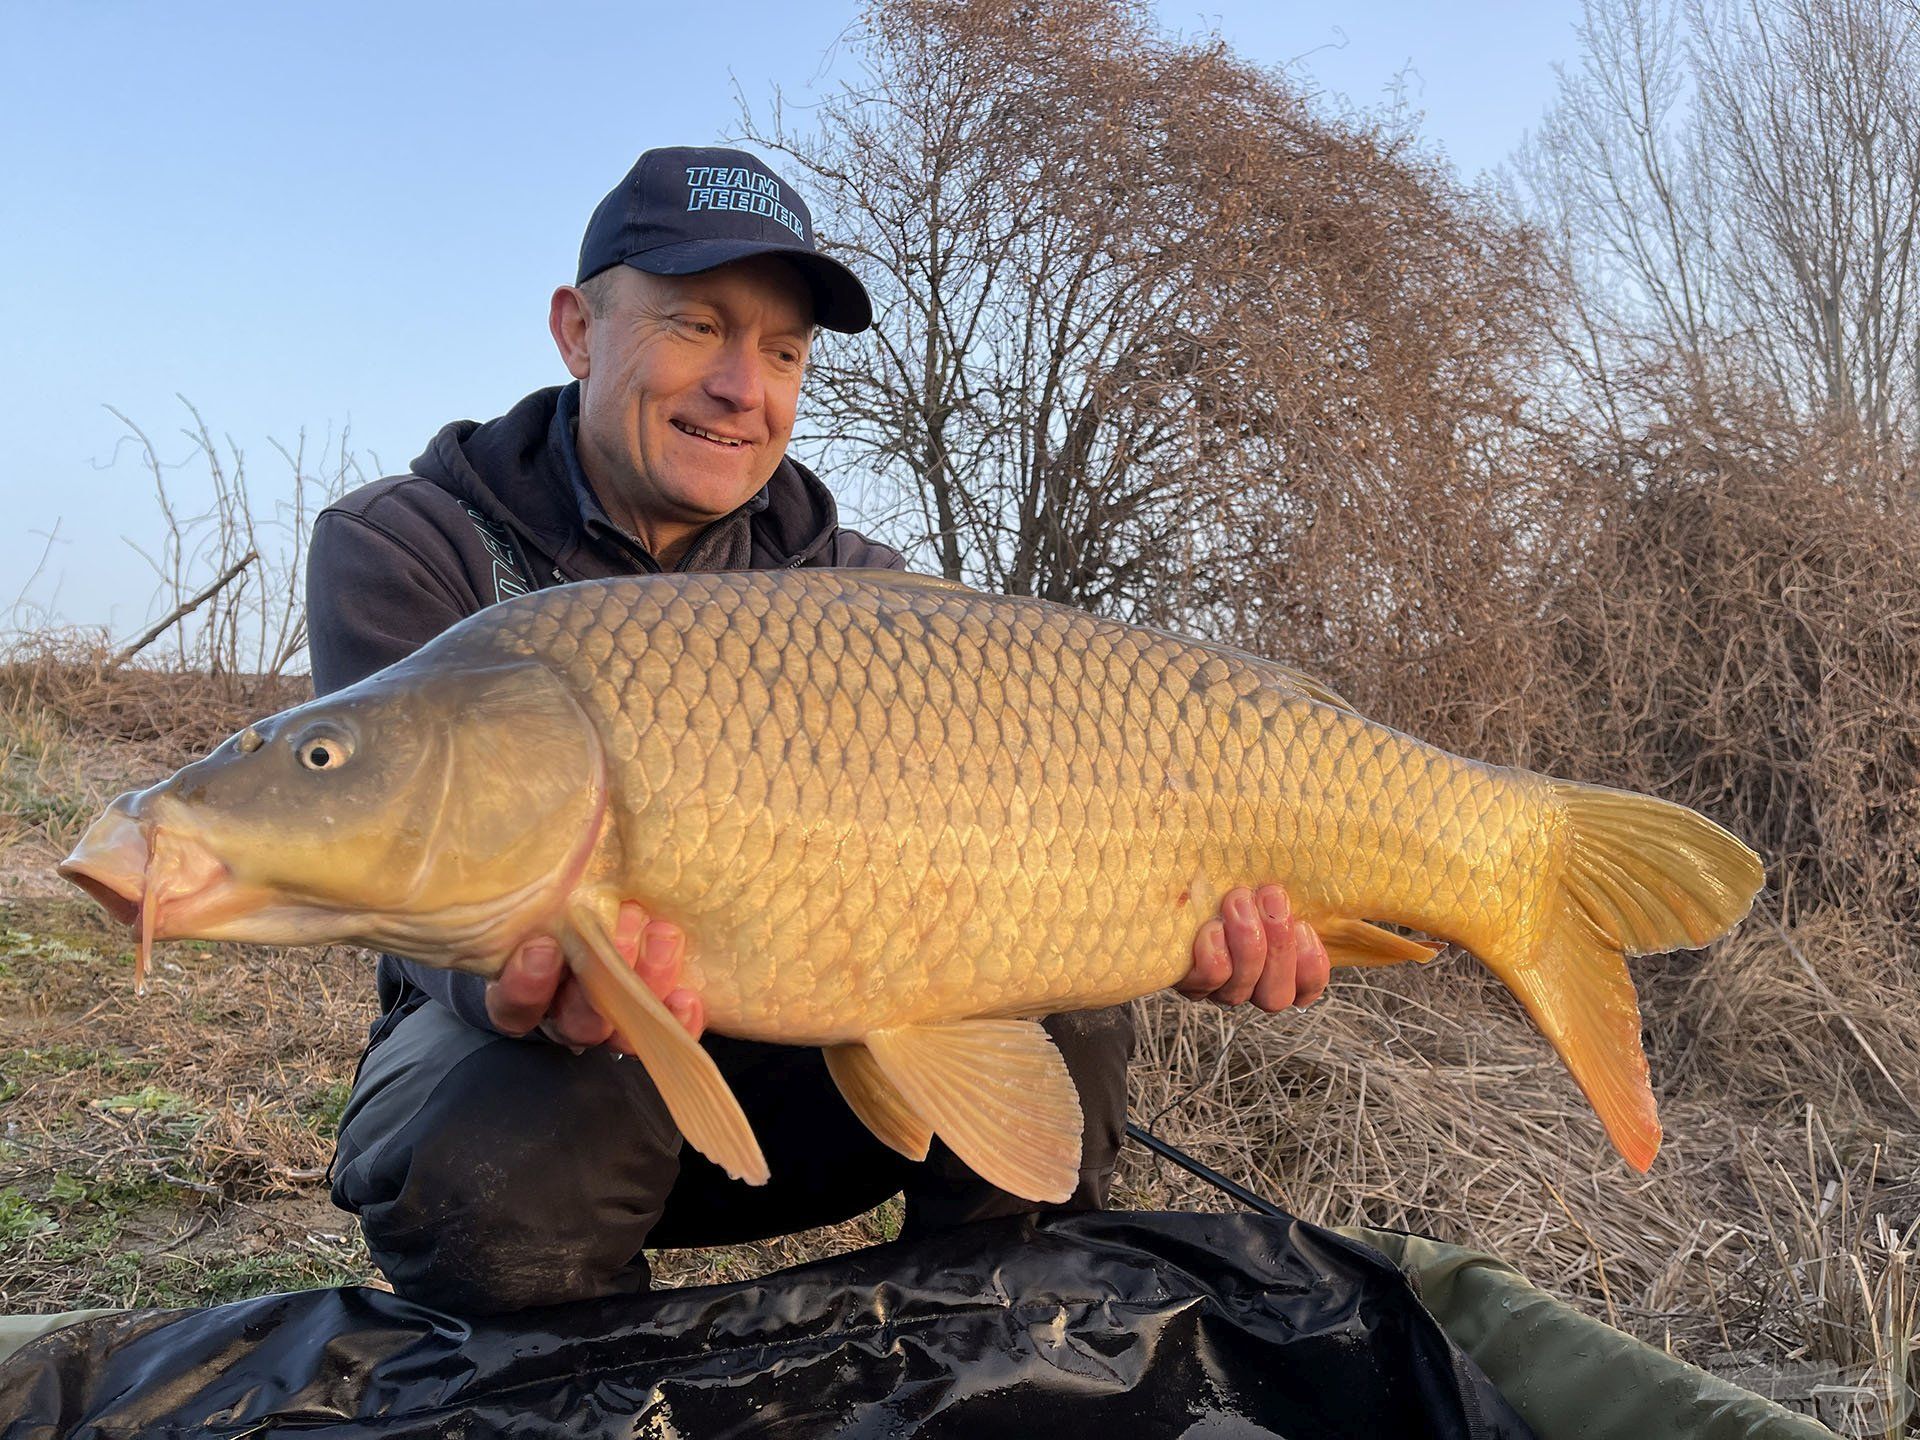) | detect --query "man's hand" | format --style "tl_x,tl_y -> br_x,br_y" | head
1178,883 -> 1330,1011
485,900 -> 705,1047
